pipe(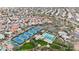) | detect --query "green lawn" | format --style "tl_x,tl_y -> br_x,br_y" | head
36,40 -> 48,46
50,43 -> 61,49
53,39 -> 68,47
16,38 -> 48,51
17,42 -> 35,51
16,38 -> 73,51
50,39 -> 73,51
32,39 -> 48,46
